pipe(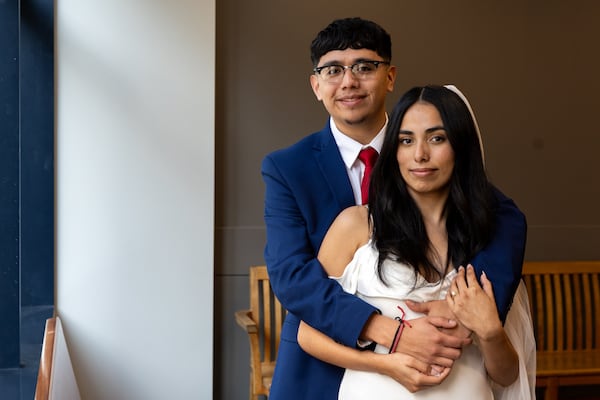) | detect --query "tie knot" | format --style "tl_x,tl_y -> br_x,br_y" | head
358,147 -> 378,168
